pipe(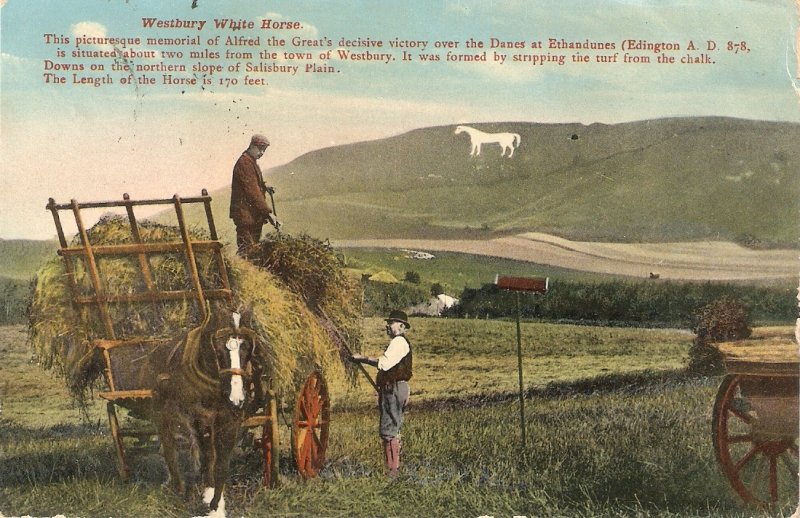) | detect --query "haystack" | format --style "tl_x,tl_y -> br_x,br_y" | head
28,216 -> 363,405
368,271 -> 400,283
